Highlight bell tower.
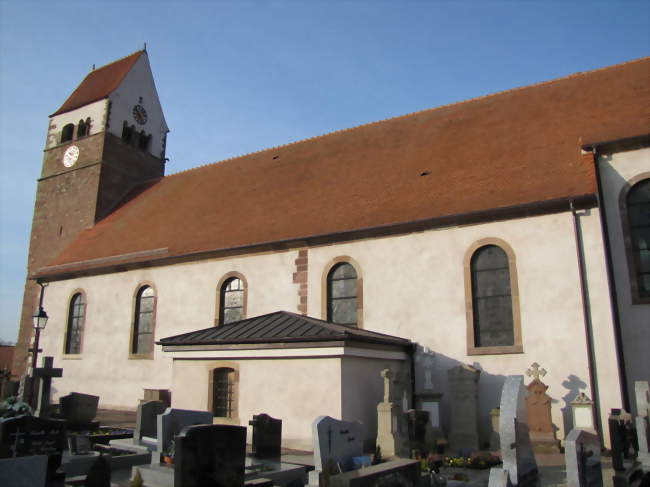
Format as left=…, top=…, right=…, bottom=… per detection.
left=14, top=50, right=169, bottom=377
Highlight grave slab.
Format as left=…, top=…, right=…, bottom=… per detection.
left=565, top=428, right=603, bottom=487
left=0, top=454, right=48, bottom=487
left=448, top=364, right=481, bottom=454
left=175, top=423, right=247, bottom=487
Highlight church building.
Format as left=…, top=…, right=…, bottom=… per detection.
left=15, top=51, right=649, bottom=450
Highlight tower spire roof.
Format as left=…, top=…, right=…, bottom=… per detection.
left=51, top=50, right=144, bottom=116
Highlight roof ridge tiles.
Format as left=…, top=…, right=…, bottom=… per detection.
left=165, top=55, right=650, bottom=180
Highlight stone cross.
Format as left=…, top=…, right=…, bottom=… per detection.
left=381, top=369, right=392, bottom=403
left=33, top=356, right=63, bottom=418
left=526, top=362, right=547, bottom=382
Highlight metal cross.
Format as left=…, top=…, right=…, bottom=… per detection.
left=526, top=362, right=547, bottom=381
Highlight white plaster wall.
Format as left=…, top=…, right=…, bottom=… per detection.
left=307, top=210, right=619, bottom=445
left=171, top=357, right=342, bottom=450
left=46, top=100, right=107, bottom=149
left=598, top=147, right=650, bottom=415
left=341, top=356, right=405, bottom=450
left=108, top=53, right=168, bottom=158
left=39, top=250, right=298, bottom=410
left=39, top=210, right=621, bottom=445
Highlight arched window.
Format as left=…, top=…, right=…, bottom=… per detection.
left=132, top=285, right=156, bottom=355
left=122, top=121, right=134, bottom=143
left=77, top=119, right=87, bottom=138
left=61, top=123, right=74, bottom=143
left=219, top=277, right=245, bottom=325
left=470, top=245, right=514, bottom=347
left=626, top=178, right=650, bottom=299
left=138, top=130, right=150, bottom=151
left=212, top=367, right=235, bottom=418
left=327, top=262, right=358, bottom=326
left=64, top=292, right=85, bottom=354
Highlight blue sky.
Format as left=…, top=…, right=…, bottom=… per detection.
left=0, top=1, right=648, bottom=343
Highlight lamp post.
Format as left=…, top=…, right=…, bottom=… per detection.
left=29, top=282, right=48, bottom=406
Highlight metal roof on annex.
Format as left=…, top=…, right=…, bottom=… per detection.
left=158, top=311, right=412, bottom=349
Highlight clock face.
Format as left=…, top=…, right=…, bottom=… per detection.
left=132, top=104, right=148, bottom=125
left=62, top=145, right=79, bottom=168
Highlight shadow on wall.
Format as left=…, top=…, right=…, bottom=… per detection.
left=421, top=348, right=590, bottom=448
left=561, top=374, right=588, bottom=438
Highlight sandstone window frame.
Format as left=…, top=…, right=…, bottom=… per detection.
left=207, top=363, right=240, bottom=425
left=129, top=283, right=157, bottom=359
left=77, top=118, right=90, bottom=138
left=619, top=174, right=650, bottom=305
left=62, top=290, right=86, bottom=357
left=321, top=256, right=363, bottom=328
left=464, top=238, right=523, bottom=355
left=215, top=272, right=248, bottom=326
left=61, top=123, right=74, bottom=143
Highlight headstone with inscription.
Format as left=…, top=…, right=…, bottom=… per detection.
left=405, top=409, right=430, bottom=453
left=565, top=428, right=603, bottom=487
left=447, top=364, right=481, bottom=454
left=174, top=424, right=247, bottom=487
left=525, top=362, right=560, bottom=453
left=0, top=415, right=67, bottom=484
left=249, top=413, right=282, bottom=458
left=488, top=376, right=538, bottom=487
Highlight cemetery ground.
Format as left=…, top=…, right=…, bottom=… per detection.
left=1, top=359, right=647, bottom=487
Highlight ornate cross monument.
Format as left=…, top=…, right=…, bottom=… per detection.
left=525, top=362, right=560, bottom=453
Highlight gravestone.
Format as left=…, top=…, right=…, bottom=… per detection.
left=488, top=376, right=538, bottom=487
left=490, top=408, right=500, bottom=451
left=0, top=454, right=48, bottom=487
left=571, top=393, right=596, bottom=433
left=154, top=408, right=213, bottom=463
left=135, top=400, right=166, bottom=445
left=635, top=381, right=650, bottom=470
left=0, top=415, right=67, bottom=484
left=59, top=392, right=99, bottom=426
left=565, top=428, right=603, bottom=487
left=309, top=415, right=364, bottom=486
left=525, top=363, right=560, bottom=452
left=33, top=356, right=63, bottom=418
left=174, top=423, right=246, bottom=487
left=376, top=368, right=408, bottom=457
left=609, top=408, right=645, bottom=487
left=447, top=364, right=481, bottom=454
left=405, top=409, right=430, bottom=453
left=249, top=413, right=282, bottom=458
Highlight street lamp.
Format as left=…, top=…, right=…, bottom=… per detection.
left=29, top=281, right=48, bottom=407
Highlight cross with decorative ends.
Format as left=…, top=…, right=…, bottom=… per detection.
left=526, top=362, right=547, bottom=381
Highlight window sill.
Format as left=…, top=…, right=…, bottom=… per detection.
left=62, top=354, right=83, bottom=360
left=467, top=344, right=523, bottom=356
left=213, top=416, right=240, bottom=426
left=129, top=353, right=154, bottom=360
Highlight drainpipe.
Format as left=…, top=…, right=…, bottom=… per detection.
left=570, top=200, right=603, bottom=440
left=409, top=344, right=417, bottom=409
left=590, top=147, right=630, bottom=411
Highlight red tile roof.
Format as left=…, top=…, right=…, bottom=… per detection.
left=50, top=51, right=143, bottom=116
left=40, top=57, right=650, bottom=278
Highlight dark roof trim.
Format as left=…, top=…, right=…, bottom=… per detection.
left=33, top=193, right=597, bottom=282
left=582, top=133, right=650, bottom=154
